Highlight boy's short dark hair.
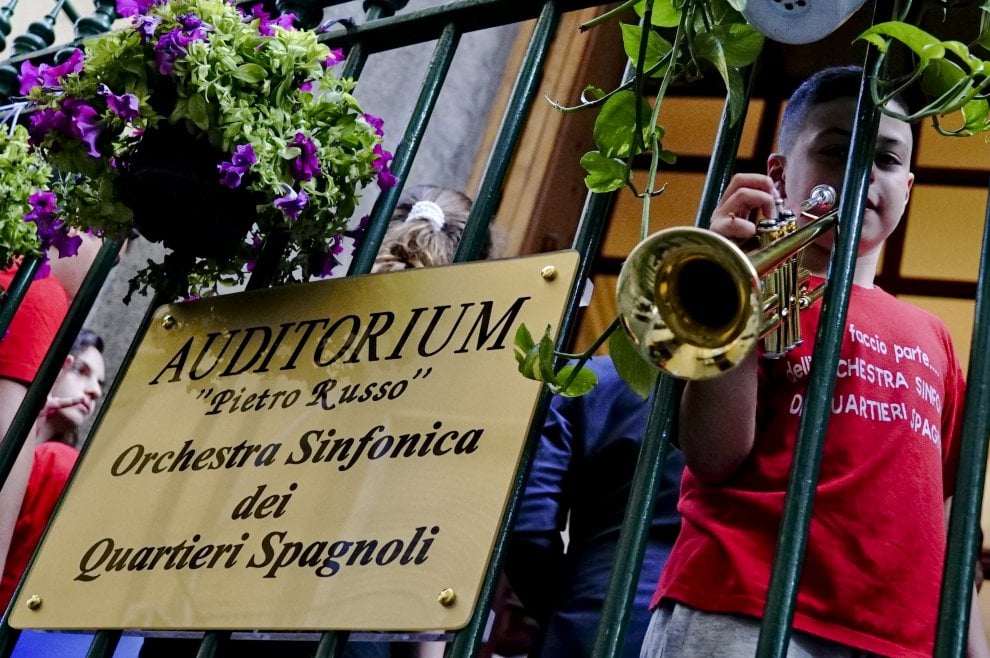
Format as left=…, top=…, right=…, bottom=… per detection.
left=777, top=65, right=909, bottom=154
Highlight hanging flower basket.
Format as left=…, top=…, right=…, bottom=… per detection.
left=21, top=0, right=396, bottom=301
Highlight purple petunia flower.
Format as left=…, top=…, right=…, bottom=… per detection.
left=218, top=143, right=256, bottom=188
left=372, top=144, right=397, bottom=191
left=24, top=191, right=82, bottom=263
left=362, top=113, right=384, bottom=137
left=288, top=133, right=320, bottom=182
left=274, top=187, right=310, bottom=221
left=344, top=214, right=370, bottom=246
left=154, top=25, right=208, bottom=75
left=246, top=3, right=294, bottom=36
left=299, top=81, right=313, bottom=93
left=18, top=49, right=84, bottom=95
left=63, top=99, right=103, bottom=158
left=135, top=14, right=163, bottom=43
left=28, top=107, right=71, bottom=145
left=117, top=0, right=162, bottom=18
left=244, top=233, right=264, bottom=272
left=323, top=48, right=345, bottom=67
left=314, top=243, right=341, bottom=278
left=177, top=13, right=203, bottom=30
left=97, top=84, right=141, bottom=122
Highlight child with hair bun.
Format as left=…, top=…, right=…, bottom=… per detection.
left=372, top=184, right=497, bottom=272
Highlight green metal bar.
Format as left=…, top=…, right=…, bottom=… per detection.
left=313, top=629, right=349, bottom=658
left=756, top=17, right=892, bottom=656
left=349, top=22, right=461, bottom=276
left=85, top=629, right=121, bottom=658
left=445, top=9, right=562, bottom=654
left=455, top=1, right=561, bottom=263
left=933, top=182, right=990, bottom=658
left=0, top=626, right=17, bottom=658
left=196, top=631, right=230, bottom=658
left=693, top=65, right=756, bottom=230
left=321, top=0, right=603, bottom=55
left=0, top=256, right=40, bottom=339
left=591, top=377, right=676, bottom=658
left=591, top=71, right=753, bottom=658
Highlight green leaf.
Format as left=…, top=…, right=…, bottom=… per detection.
left=580, top=151, right=630, bottom=193
left=620, top=24, right=673, bottom=75
left=537, top=326, right=558, bottom=384
left=609, top=329, right=658, bottom=399
left=693, top=23, right=763, bottom=71
left=977, top=7, right=990, bottom=53
left=858, top=22, right=944, bottom=62
left=593, top=90, right=652, bottom=157
left=186, top=93, right=210, bottom=131
left=233, top=63, right=267, bottom=83
left=549, top=364, right=599, bottom=397
left=633, top=0, right=681, bottom=27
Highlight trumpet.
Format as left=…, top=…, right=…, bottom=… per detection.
left=616, top=185, right=838, bottom=380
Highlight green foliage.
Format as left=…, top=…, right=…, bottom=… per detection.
left=608, top=328, right=658, bottom=399
left=25, top=0, right=384, bottom=301
left=859, top=15, right=990, bottom=136
left=0, top=124, right=50, bottom=269
left=513, top=325, right=598, bottom=397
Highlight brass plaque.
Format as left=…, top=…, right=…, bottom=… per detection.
left=12, top=252, right=578, bottom=631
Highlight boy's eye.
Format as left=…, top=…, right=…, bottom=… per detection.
left=875, top=152, right=903, bottom=168
left=820, top=145, right=849, bottom=159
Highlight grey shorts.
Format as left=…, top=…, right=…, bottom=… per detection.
left=640, top=602, right=883, bottom=658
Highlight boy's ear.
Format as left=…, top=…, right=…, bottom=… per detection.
left=767, top=153, right=786, bottom=198
left=61, top=355, right=75, bottom=372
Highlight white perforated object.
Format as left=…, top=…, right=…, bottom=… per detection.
left=741, top=0, right=868, bottom=45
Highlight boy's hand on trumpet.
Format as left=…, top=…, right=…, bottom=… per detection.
left=710, top=173, right=780, bottom=241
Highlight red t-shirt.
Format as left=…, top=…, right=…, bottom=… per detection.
left=655, top=280, right=965, bottom=658
left=0, top=441, right=78, bottom=609
left=0, top=268, right=70, bottom=384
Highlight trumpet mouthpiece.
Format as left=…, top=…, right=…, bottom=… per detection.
left=802, top=185, right=837, bottom=213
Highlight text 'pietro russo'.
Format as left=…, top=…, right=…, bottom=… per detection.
left=148, top=297, right=531, bottom=384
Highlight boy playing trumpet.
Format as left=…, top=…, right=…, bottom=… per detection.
left=642, top=66, right=990, bottom=657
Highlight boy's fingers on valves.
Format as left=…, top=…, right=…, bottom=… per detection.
left=712, top=173, right=780, bottom=241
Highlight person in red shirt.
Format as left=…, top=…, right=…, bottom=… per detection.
left=0, top=329, right=105, bottom=610
left=643, top=66, right=988, bottom=658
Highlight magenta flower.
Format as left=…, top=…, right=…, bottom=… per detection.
left=362, top=113, right=384, bottom=137
left=18, top=49, right=84, bottom=95
left=299, top=80, right=313, bottom=93
left=324, top=48, right=345, bottom=67
left=218, top=143, right=256, bottom=188
left=117, top=0, right=162, bottom=18
left=372, top=144, right=397, bottom=191
left=288, top=133, right=320, bottom=182
left=63, top=99, right=103, bottom=158
left=97, top=84, right=141, bottom=122
left=273, top=14, right=295, bottom=30
left=24, top=191, right=82, bottom=261
left=274, top=187, right=309, bottom=220
left=28, top=107, right=72, bottom=144
left=246, top=4, right=294, bottom=35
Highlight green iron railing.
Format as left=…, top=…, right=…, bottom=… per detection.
left=0, top=1, right=987, bottom=657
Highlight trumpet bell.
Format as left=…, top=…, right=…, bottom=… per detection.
left=616, top=227, right=762, bottom=380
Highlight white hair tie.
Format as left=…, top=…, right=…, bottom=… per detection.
left=406, top=200, right=446, bottom=230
